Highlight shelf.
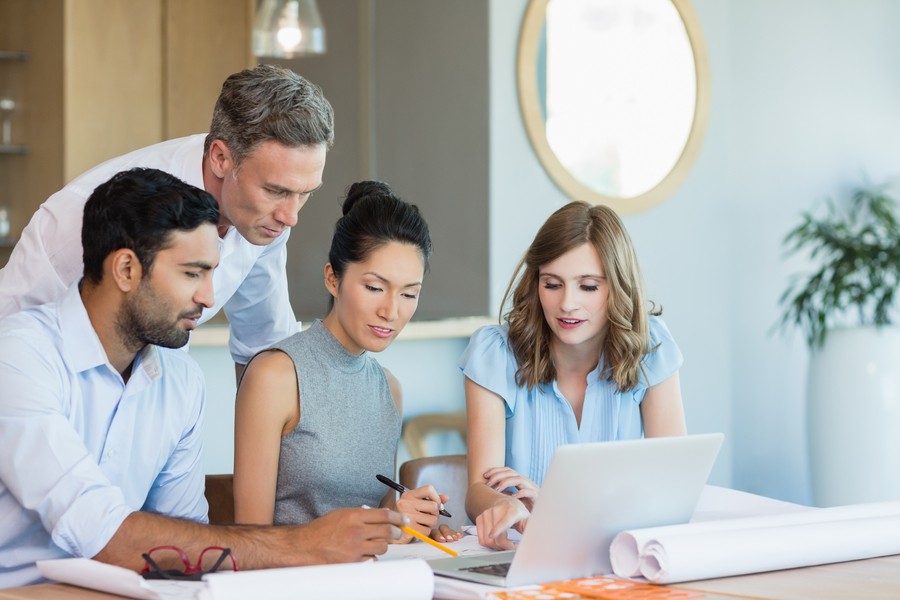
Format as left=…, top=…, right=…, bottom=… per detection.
left=0, top=145, right=28, bottom=155
left=0, top=51, right=28, bottom=61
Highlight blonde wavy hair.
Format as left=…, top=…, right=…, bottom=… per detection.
left=502, top=201, right=660, bottom=392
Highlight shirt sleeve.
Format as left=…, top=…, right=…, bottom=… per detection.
left=458, top=325, right=520, bottom=415
left=639, top=316, right=684, bottom=388
left=0, top=190, right=85, bottom=320
left=0, top=330, right=133, bottom=559
left=143, top=354, right=209, bottom=524
left=223, top=231, right=300, bottom=365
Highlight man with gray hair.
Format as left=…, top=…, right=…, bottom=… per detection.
left=0, top=65, right=331, bottom=376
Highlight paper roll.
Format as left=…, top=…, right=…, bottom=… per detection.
left=610, top=501, right=900, bottom=584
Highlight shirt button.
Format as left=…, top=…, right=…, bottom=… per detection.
left=106, top=449, right=116, bottom=458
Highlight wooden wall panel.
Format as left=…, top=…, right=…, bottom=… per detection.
left=164, top=0, right=254, bottom=139
left=64, top=0, right=164, bottom=180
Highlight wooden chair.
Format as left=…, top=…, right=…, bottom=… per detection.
left=401, top=411, right=467, bottom=460
left=204, top=474, right=235, bottom=525
left=399, top=454, right=470, bottom=529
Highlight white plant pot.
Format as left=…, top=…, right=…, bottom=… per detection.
left=807, top=326, right=900, bottom=506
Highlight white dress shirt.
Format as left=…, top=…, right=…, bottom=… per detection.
left=0, top=134, right=301, bottom=364
left=0, top=285, right=208, bottom=588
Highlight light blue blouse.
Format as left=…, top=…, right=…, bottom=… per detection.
left=459, top=316, right=682, bottom=486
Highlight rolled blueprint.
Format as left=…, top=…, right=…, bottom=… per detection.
left=610, top=501, right=900, bottom=584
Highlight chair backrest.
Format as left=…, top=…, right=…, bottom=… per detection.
left=205, top=474, right=235, bottom=525
left=401, top=411, right=467, bottom=460
left=399, top=454, right=470, bottom=530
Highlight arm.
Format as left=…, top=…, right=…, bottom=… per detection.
left=0, top=195, right=82, bottom=319
left=382, top=369, right=460, bottom=543
left=640, top=372, right=687, bottom=437
left=233, top=350, right=299, bottom=524
left=94, top=507, right=407, bottom=571
left=464, top=377, right=530, bottom=551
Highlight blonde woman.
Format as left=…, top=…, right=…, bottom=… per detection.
left=463, top=201, right=687, bottom=550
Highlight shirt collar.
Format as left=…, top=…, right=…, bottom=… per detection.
left=58, top=283, right=162, bottom=381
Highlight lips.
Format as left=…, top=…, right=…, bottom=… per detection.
left=369, top=325, right=394, bottom=338
left=261, top=226, right=284, bottom=239
left=557, top=318, right=584, bottom=329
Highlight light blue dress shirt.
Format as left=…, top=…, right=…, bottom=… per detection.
left=0, top=285, right=208, bottom=588
left=459, top=316, right=683, bottom=486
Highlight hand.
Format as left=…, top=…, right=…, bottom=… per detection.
left=299, top=507, right=406, bottom=563
left=482, top=466, right=540, bottom=513
left=431, top=523, right=463, bottom=543
left=475, top=495, right=530, bottom=551
left=396, top=485, right=446, bottom=540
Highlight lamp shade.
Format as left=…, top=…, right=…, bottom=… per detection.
left=253, top=0, right=326, bottom=58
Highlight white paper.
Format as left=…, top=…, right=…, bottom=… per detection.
left=198, top=558, right=433, bottom=600
left=610, top=500, right=900, bottom=584
left=382, top=533, right=496, bottom=561
left=37, top=558, right=203, bottom=599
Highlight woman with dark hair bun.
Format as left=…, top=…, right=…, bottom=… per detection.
left=233, top=180, right=462, bottom=546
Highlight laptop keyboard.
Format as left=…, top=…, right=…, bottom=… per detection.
left=461, top=562, right=512, bottom=577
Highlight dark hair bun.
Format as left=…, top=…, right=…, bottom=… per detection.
left=343, top=180, right=395, bottom=215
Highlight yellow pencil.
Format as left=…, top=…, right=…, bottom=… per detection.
left=401, top=525, right=459, bottom=557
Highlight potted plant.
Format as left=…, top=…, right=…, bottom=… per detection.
left=779, top=183, right=900, bottom=506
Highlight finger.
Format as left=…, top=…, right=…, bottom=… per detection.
left=482, top=467, right=514, bottom=479
left=362, top=508, right=408, bottom=528
left=485, top=474, right=525, bottom=490
left=437, top=524, right=463, bottom=541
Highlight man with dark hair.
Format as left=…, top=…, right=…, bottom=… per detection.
left=0, top=169, right=404, bottom=588
left=0, top=65, right=333, bottom=378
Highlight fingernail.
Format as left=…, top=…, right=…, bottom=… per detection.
left=401, top=515, right=410, bottom=525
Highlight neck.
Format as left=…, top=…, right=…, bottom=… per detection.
left=550, top=334, right=604, bottom=378
left=80, top=282, right=141, bottom=379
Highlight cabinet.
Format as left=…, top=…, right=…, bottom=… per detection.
left=0, top=0, right=253, bottom=263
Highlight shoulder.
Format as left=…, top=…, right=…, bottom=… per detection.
left=463, top=324, right=512, bottom=357
left=648, top=315, right=677, bottom=348
left=0, top=307, right=64, bottom=365
left=459, top=324, right=522, bottom=401
left=640, top=316, right=683, bottom=386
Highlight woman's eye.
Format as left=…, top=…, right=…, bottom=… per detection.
left=581, top=285, right=599, bottom=292
left=542, top=283, right=561, bottom=290
left=365, top=285, right=382, bottom=292
left=402, top=293, right=418, bottom=300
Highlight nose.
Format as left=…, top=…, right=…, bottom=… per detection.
left=274, top=194, right=303, bottom=228
left=560, top=285, right=578, bottom=312
left=195, top=276, right=215, bottom=309
left=378, top=294, right=399, bottom=322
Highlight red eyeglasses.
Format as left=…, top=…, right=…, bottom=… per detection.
left=140, top=545, right=239, bottom=581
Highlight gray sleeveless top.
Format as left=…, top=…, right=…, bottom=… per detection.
left=270, top=320, right=401, bottom=525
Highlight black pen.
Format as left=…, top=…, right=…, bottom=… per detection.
left=375, top=473, right=452, bottom=518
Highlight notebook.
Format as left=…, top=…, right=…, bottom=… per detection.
left=428, top=432, right=724, bottom=587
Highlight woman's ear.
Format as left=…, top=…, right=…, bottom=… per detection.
left=109, top=249, right=142, bottom=293
left=324, top=263, right=339, bottom=298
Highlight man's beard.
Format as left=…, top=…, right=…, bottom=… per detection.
left=117, top=283, right=199, bottom=351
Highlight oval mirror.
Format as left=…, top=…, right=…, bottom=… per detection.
left=518, top=0, right=710, bottom=214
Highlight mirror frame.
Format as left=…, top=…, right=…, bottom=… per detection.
left=517, top=0, right=711, bottom=214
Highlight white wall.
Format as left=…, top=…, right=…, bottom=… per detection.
left=196, top=0, right=900, bottom=505
left=491, top=0, right=900, bottom=504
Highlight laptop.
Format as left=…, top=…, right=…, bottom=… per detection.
left=428, top=432, right=724, bottom=587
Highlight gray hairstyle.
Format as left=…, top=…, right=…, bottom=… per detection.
left=204, top=64, right=334, bottom=165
